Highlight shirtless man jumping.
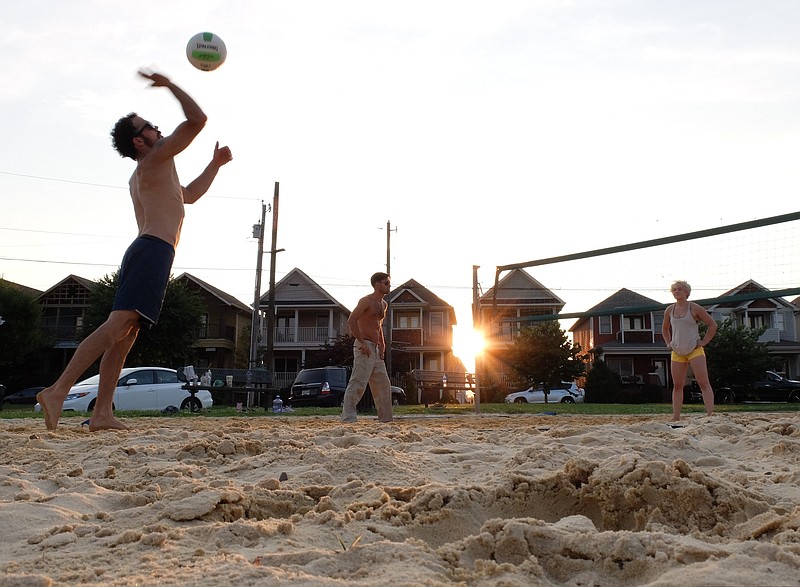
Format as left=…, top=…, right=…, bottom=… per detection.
left=37, top=70, right=232, bottom=431
left=340, top=272, right=394, bottom=423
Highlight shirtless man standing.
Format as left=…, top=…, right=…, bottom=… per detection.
left=340, top=272, right=394, bottom=423
left=37, top=70, right=232, bottom=431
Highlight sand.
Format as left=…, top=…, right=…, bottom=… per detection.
left=1, top=412, right=799, bottom=586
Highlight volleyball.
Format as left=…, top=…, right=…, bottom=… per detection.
left=186, top=32, right=227, bottom=71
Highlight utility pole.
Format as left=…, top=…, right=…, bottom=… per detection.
left=385, top=220, right=397, bottom=376
left=472, top=265, right=482, bottom=413
left=249, top=202, right=267, bottom=372
left=265, top=182, right=281, bottom=378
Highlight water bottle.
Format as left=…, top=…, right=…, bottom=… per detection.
left=272, top=395, right=283, bottom=413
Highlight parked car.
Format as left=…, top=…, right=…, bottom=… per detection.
left=505, top=382, right=585, bottom=404
left=289, top=366, right=406, bottom=407
left=728, top=371, right=800, bottom=403
left=3, top=386, right=45, bottom=405
left=34, top=367, right=212, bottom=413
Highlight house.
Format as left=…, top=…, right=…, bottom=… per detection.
left=474, top=269, right=565, bottom=384
left=257, top=268, right=351, bottom=388
left=571, top=280, right=800, bottom=389
left=37, top=275, right=95, bottom=378
left=175, top=273, right=252, bottom=371
left=387, top=278, right=461, bottom=374
left=707, top=280, right=800, bottom=378
left=570, top=288, right=669, bottom=387
left=253, top=270, right=465, bottom=389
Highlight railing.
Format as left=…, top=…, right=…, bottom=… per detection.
left=267, top=327, right=337, bottom=344
left=272, top=372, right=298, bottom=389
left=40, top=325, right=82, bottom=342
left=195, top=323, right=236, bottom=341
left=616, top=330, right=655, bottom=344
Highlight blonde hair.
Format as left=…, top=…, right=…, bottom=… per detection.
left=671, top=280, right=691, bottom=296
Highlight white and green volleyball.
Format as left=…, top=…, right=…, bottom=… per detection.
left=186, top=32, right=227, bottom=71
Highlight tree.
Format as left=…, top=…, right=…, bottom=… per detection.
left=304, top=334, right=356, bottom=368
left=505, top=321, right=586, bottom=402
left=0, top=281, right=49, bottom=389
left=584, top=357, right=620, bottom=404
left=704, top=319, right=775, bottom=391
left=82, top=273, right=205, bottom=368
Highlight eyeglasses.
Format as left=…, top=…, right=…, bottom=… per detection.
left=380, top=280, right=391, bottom=286
left=133, top=120, right=154, bottom=137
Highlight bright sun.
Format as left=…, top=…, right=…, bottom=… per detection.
left=452, top=326, right=487, bottom=372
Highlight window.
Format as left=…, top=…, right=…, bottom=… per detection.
left=123, top=370, right=154, bottom=385
left=396, top=312, right=420, bottom=328
left=624, top=315, right=644, bottom=330
left=429, top=312, right=444, bottom=337
left=653, top=312, right=664, bottom=335
left=316, top=314, right=328, bottom=338
left=275, top=358, right=298, bottom=372
left=749, top=314, right=766, bottom=329
left=606, top=357, right=633, bottom=379
left=157, top=370, right=179, bottom=384
left=599, top=315, right=612, bottom=334
left=774, top=312, right=785, bottom=331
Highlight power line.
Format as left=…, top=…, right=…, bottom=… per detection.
left=0, top=170, right=260, bottom=201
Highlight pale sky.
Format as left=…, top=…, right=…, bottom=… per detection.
left=2, top=1, right=800, bottom=368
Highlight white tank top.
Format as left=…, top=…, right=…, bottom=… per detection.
left=670, top=305, right=700, bottom=356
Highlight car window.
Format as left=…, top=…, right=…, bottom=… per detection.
left=121, top=370, right=154, bottom=385
left=295, top=370, right=325, bottom=384
left=330, top=369, right=346, bottom=384
left=156, top=370, right=179, bottom=384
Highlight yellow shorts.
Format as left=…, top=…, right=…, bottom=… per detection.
left=671, top=346, right=705, bottom=363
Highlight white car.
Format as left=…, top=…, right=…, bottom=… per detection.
left=505, top=382, right=585, bottom=404
left=34, top=367, right=213, bottom=413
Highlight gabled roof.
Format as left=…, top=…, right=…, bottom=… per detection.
left=260, top=267, right=350, bottom=310
left=570, top=288, right=663, bottom=330
left=710, top=279, right=796, bottom=311
left=176, top=273, right=252, bottom=314
left=0, top=278, right=42, bottom=298
left=36, top=274, right=96, bottom=301
left=390, top=278, right=457, bottom=323
left=479, top=269, right=565, bottom=306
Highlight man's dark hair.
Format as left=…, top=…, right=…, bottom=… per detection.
left=110, top=113, right=139, bottom=160
left=371, top=272, right=390, bottom=286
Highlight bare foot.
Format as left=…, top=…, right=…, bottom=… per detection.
left=36, top=388, right=65, bottom=431
left=88, top=415, right=130, bottom=431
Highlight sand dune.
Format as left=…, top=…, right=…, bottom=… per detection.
left=1, top=413, right=799, bottom=586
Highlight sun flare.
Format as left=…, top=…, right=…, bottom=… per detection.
left=452, top=326, right=487, bottom=372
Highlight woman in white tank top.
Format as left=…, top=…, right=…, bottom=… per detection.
left=661, top=280, right=718, bottom=422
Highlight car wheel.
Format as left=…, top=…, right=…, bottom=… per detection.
left=788, top=391, right=800, bottom=403
left=392, top=397, right=400, bottom=406
left=181, top=397, right=202, bottom=412
left=513, top=397, right=527, bottom=403
left=716, top=388, right=732, bottom=404
left=560, top=397, right=575, bottom=403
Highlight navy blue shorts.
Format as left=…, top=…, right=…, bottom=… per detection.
left=112, top=235, right=175, bottom=325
